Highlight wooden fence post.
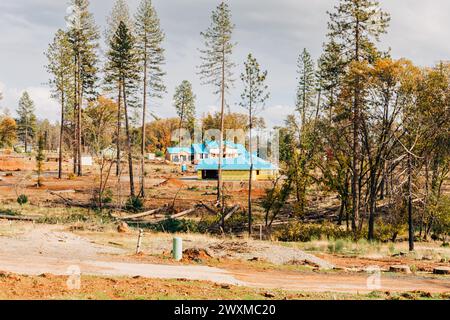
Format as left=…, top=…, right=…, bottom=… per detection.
left=136, top=229, right=144, bottom=254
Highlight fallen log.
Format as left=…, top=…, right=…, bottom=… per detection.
left=119, top=206, right=168, bottom=220
left=198, top=202, right=218, bottom=215
left=0, top=214, right=39, bottom=221
left=48, top=191, right=119, bottom=210
left=48, top=191, right=91, bottom=208
left=433, top=267, right=450, bottom=275
left=143, top=208, right=197, bottom=224
left=49, top=189, right=76, bottom=194
left=154, top=179, right=169, bottom=187
left=171, top=208, right=196, bottom=219
left=208, top=205, right=241, bottom=232
left=122, top=205, right=198, bottom=223
left=223, top=205, right=240, bottom=222
left=49, top=191, right=75, bottom=206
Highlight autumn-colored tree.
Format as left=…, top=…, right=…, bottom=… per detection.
left=145, top=118, right=180, bottom=154
left=84, top=96, right=118, bottom=209
left=327, top=0, right=390, bottom=233
left=0, top=117, right=17, bottom=148
left=202, top=112, right=265, bottom=134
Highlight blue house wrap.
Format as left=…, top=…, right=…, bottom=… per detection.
left=196, top=154, right=277, bottom=171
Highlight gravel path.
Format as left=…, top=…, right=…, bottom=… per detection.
left=142, top=236, right=335, bottom=269
left=1, top=223, right=449, bottom=294
left=0, top=224, right=241, bottom=285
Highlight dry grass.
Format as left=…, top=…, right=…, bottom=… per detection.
left=288, top=239, right=450, bottom=261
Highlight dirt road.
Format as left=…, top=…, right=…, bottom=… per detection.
left=0, top=223, right=449, bottom=294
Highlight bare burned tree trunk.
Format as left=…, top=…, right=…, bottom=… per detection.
left=351, top=19, right=361, bottom=236
left=77, top=88, right=83, bottom=176
left=407, top=152, right=414, bottom=251
left=217, top=48, right=225, bottom=204
left=140, top=47, right=148, bottom=198
left=116, top=82, right=122, bottom=177
left=248, top=108, right=253, bottom=236
left=73, top=57, right=78, bottom=175
left=122, top=80, right=135, bottom=197
left=76, top=51, right=83, bottom=177
left=58, top=90, right=65, bottom=179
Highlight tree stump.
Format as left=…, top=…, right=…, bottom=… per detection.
left=389, top=265, right=412, bottom=274
left=433, top=267, right=450, bottom=275
left=117, top=222, right=130, bottom=233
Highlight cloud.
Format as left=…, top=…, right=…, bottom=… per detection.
left=261, top=105, right=296, bottom=127
left=0, top=0, right=449, bottom=126
left=0, top=81, right=59, bottom=122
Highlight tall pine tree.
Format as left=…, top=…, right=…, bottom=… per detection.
left=296, top=49, right=316, bottom=126
left=67, top=0, right=99, bottom=176
left=318, top=39, right=346, bottom=121
left=135, top=0, right=166, bottom=198
left=105, top=0, right=132, bottom=177
left=198, top=2, right=236, bottom=202
left=45, top=29, right=74, bottom=179
left=239, top=54, right=269, bottom=236
left=17, top=92, right=37, bottom=153
left=106, top=21, right=140, bottom=197
left=327, top=0, right=390, bottom=233
left=173, top=80, right=196, bottom=143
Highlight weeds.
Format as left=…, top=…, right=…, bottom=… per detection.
left=126, top=196, right=144, bottom=213
left=0, top=209, right=19, bottom=216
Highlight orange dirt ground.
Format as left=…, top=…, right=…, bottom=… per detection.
left=0, top=155, right=270, bottom=210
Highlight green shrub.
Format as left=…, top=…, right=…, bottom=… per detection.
left=101, top=189, right=113, bottom=204
left=17, top=194, right=28, bottom=206
left=388, top=243, right=396, bottom=255
left=275, top=222, right=351, bottom=242
left=335, top=239, right=345, bottom=252
left=37, top=213, right=88, bottom=225
left=327, top=239, right=345, bottom=253
left=0, top=209, right=19, bottom=216
left=375, top=221, right=406, bottom=242
left=36, top=211, right=113, bottom=225
left=224, top=210, right=248, bottom=233
left=91, top=189, right=113, bottom=208
left=152, top=218, right=200, bottom=233
left=126, top=196, right=144, bottom=213
left=431, top=196, right=450, bottom=243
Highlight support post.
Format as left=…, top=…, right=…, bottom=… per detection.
left=173, top=237, right=183, bottom=261
left=136, top=229, right=144, bottom=254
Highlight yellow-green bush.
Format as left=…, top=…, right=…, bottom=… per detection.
left=274, top=222, right=351, bottom=242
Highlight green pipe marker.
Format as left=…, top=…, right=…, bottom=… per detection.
left=173, top=237, right=183, bottom=261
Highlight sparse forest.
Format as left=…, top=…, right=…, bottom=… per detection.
left=0, top=0, right=448, bottom=251
left=0, top=0, right=450, bottom=302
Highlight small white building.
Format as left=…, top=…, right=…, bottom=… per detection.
left=81, top=156, right=93, bottom=166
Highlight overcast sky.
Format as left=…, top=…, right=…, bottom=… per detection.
left=0, top=0, right=449, bottom=127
